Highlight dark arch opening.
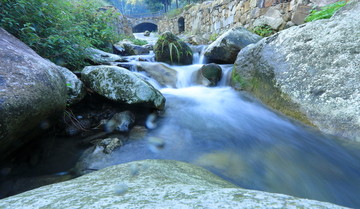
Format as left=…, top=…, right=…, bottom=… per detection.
left=178, top=17, right=185, bottom=33
left=132, top=23, right=158, bottom=33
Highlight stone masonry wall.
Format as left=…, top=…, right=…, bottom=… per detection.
left=158, top=0, right=316, bottom=36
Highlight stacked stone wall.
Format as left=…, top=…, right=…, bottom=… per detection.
left=158, top=0, right=315, bottom=36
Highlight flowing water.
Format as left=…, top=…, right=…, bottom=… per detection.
left=87, top=33, right=360, bottom=208
left=2, top=33, right=360, bottom=208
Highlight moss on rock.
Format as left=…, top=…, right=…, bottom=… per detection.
left=154, top=32, right=193, bottom=65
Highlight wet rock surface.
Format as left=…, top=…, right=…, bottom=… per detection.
left=197, top=63, right=223, bottom=86
left=231, top=1, right=360, bottom=141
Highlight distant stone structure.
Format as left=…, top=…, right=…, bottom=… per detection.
left=127, top=16, right=162, bottom=32
left=158, top=0, right=316, bottom=35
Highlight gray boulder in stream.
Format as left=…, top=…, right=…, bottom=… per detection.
left=154, top=31, right=193, bottom=65
left=81, top=65, right=165, bottom=110
left=204, top=27, right=262, bottom=64
left=231, top=2, right=360, bottom=141
left=197, top=63, right=222, bottom=86
left=136, top=62, right=178, bottom=88
left=0, top=160, right=346, bottom=208
left=0, top=28, right=67, bottom=160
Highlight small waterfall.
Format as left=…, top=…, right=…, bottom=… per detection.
left=218, top=64, right=233, bottom=86
left=192, top=45, right=207, bottom=64
left=198, top=45, right=207, bottom=64
left=173, top=64, right=202, bottom=88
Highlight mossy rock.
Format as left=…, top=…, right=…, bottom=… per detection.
left=81, top=65, right=165, bottom=110
left=154, top=31, right=193, bottom=65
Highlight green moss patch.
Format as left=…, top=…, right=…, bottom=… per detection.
left=231, top=68, right=314, bottom=127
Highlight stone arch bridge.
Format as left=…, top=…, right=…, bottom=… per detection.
left=126, top=15, right=163, bottom=33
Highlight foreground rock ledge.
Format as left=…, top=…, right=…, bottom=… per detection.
left=231, top=2, right=360, bottom=141
left=0, top=160, right=345, bottom=208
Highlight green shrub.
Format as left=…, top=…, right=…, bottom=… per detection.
left=0, top=0, right=121, bottom=70
left=252, top=25, right=276, bottom=37
left=305, top=1, right=347, bottom=22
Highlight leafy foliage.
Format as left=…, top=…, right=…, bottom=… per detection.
left=305, top=1, right=347, bottom=22
left=0, top=0, right=122, bottom=70
left=252, top=25, right=276, bottom=37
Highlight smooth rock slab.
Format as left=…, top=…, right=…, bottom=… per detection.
left=82, top=65, right=165, bottom=110
left=0, top=160, right=346, bottom=209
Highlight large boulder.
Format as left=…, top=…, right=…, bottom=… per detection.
left=0, top=28, right=67, bottom=160
left=81, top=65, right=165, bottom=110
left=57, top=67, right=86, bottom=105
left=231, top=2, right=360, bottom=141
left=154, top=32, right=193, bottom=65
left=0, top=160, right=346, bottom=208
left=113, top=40, right=150, bottom=56
left=204, top=27, right=262, bottom=64
left=197, top=63, right=222, bottom=86
left=136, top=62, right=178, bottom=88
